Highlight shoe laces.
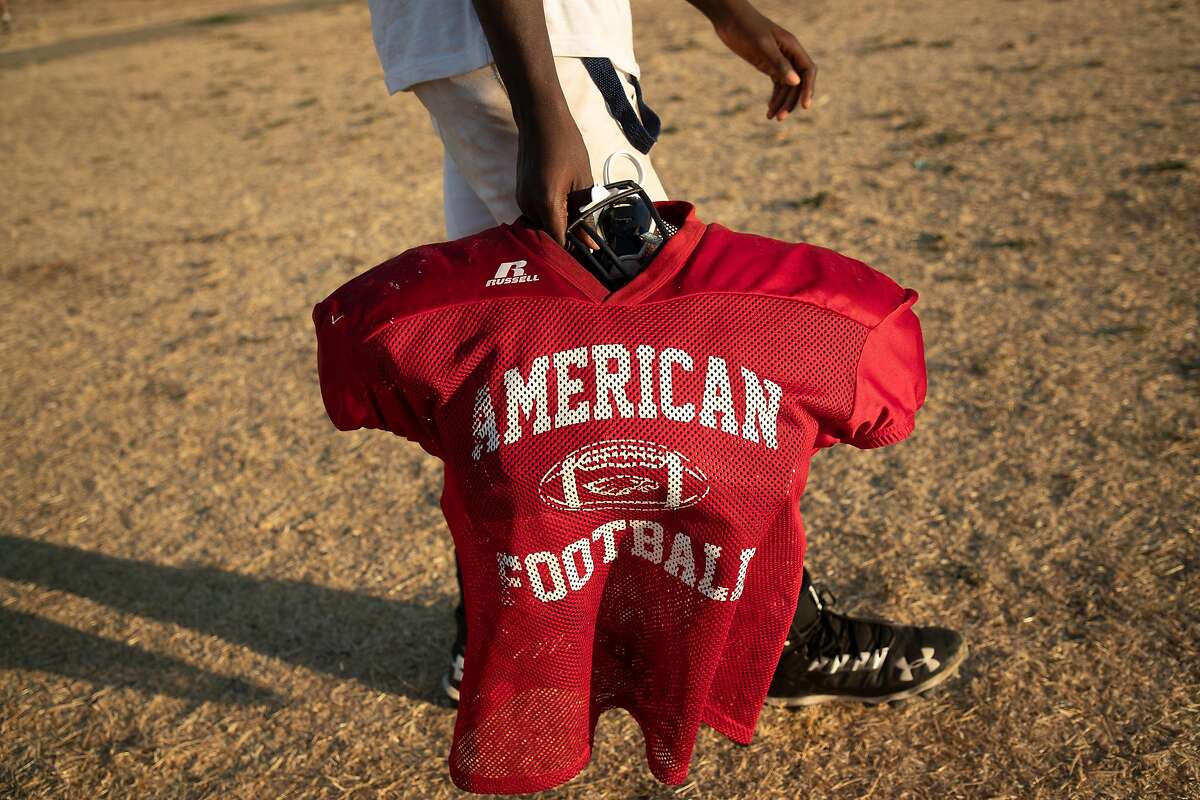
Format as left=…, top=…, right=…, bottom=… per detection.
left=798, top=588, right=891, bottom=663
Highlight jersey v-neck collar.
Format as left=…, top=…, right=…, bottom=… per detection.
left=506, top=201, right=706, bottom=305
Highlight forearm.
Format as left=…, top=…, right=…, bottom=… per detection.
left=471, top=0, right=571, bottom=129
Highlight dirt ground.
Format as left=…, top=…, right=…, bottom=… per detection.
left=1, top=0, right=1197, bottom=797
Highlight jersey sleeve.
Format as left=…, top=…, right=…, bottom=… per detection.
left=825, top=289, right=927, bottom=449
left=312, top=301, right=434, bottom=449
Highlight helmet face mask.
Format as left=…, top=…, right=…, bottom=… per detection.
left=566, top=181, right=675, bottom=290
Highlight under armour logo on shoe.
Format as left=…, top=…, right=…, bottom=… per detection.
left=485, top=260, right=539, bottom=287
left=894, top=647, right=940, bottom=681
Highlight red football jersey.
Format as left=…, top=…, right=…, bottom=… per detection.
left=313, top=202, right=925, bottom=794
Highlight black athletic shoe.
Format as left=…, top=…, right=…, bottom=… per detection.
left=441, top=600, right=468, bottom=704
left=441, top=639, right=465, bottom=704
left=767, top=584, right=967, bottom=707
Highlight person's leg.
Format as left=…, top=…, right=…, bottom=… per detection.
left=766, top=568, right=966, bottom=706
left=412, top=65, right=522, bottom=231
left=439, top=130, right=502, bottom=240
left=410, top=70, right=518, bottom=703
left=413, top=58, right=674, bottom=702
left=539, top=67, right=968, bottom=709
left=440, top=554, right=468, bottom=702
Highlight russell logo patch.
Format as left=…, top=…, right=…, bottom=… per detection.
left=485, top=260, right=539, bottom=287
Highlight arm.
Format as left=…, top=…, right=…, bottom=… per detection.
left=685, top=0, right=818, bottom=120
left=472, top=0, right=593, bottom=244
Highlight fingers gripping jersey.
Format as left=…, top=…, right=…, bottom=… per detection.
left=313, top=203, right=925, bottom=794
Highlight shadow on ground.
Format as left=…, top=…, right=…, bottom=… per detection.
left=0, top=535, right=451, bottom=706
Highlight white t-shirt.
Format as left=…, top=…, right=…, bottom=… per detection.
left=367, top=0, right=640, bottom=94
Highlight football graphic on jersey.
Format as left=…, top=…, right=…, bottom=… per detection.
left=538, top=439, right=710, bottom=511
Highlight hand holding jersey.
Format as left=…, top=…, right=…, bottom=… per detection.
left=313, top=203, right=925, bottom=793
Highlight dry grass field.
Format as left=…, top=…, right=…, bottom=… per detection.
left=2, top=0, right=1198, bottom=797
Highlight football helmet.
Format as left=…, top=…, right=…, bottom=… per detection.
left=566, top=157, right=676, bottom=289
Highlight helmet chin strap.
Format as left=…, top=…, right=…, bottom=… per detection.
left=566, top=153, right=676, bottom=291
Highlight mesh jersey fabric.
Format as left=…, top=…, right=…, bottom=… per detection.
left=312, top=202, right=926, bottom=794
